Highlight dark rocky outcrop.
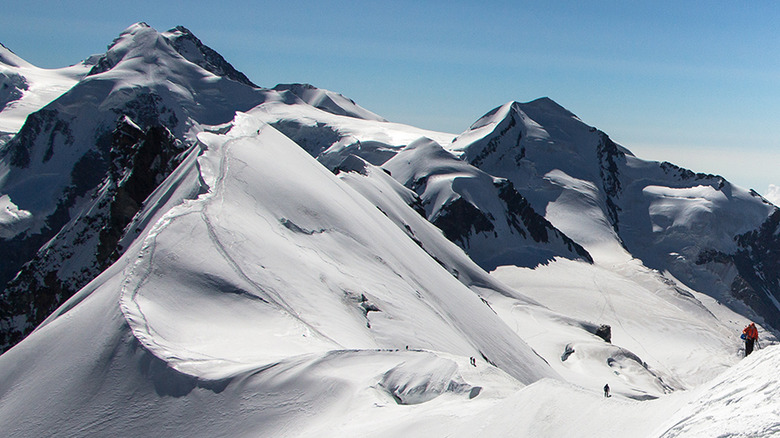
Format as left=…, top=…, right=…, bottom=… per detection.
left=695, top=209, right=780, bottom=329
left=0, top=117, right=187, bottom=352
left=496, top=179, right=592, bottom=263
left=595, top=324, right=612, bottom=343
left=596, top=132, right=625, bottom=232
left=432, top=197, right=495, bottom=247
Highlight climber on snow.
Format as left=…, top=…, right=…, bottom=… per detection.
left=742, top=322, right=759, bottom=357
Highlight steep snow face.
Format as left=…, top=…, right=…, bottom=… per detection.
left=161, top=25, right=258, bottom=88
left=118, top=112, right=556, bottom=382
left=449, top=99, right=630, bottom=262
left=0, top=42, right=91, bottom=140
left=383, top=137, right=591, bottom=269
left=654, top=345, right=780, bottom=437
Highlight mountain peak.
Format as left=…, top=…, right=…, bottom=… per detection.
left=86, top=22, right=164, bottom=76
left=0, top=42, right=32, bottom=68
left=162, top=25, right=258, bottom=87
left=523, top=96, right=565, bottom=110
left=86, top=23, right=258, bottom=88
left=514, top=97, right=582, bottom=125
left=109, top=22, right=154, bottom=50
left=169, top=25, right=194, bottom=36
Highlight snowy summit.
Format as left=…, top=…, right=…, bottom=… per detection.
left=1, top=23, right=779, bottom=438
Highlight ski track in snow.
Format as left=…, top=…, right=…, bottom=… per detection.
left=119, top=126, right=344, bottom=375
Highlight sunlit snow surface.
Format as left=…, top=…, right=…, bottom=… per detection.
left=2, top=106, right=777, bottom=437
left=0, top=44, right=90, bottom=137
left=2, top=24, right=780, bottom=437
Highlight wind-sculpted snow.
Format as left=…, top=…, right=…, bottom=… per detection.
left=118, top=113, right=557, bottom=383
left=273, top=83, right=387, bottom=122
left=655, top=345, right=780, bottom=437
left=378, top=353, right=480, bottom=404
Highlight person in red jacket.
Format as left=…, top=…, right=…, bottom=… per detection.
left=742, top=323, right=759, bottom=357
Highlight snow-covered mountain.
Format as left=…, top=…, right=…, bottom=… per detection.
left=1, top=23, right=780, bottom=437
left=448, top=99, right=780, bottom=328
left=0, top=23, right=384, bottom=348
left=0, top=23, right=269, bottom=348
left=382, top=137, right=592, bottom=269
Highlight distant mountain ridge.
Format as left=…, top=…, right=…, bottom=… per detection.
left=2, top=23, right=780, bottom=351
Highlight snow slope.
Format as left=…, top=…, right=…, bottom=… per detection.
left=0, top=43, right=91, bottom=141
left=383, top=136, right=591, bottom=269
left=0, top=111, right=561, bottom=437
left=449, top=98, right=780, bottom=329
left=654, top=345, right=780, bottom=437
left=1, top=107, right=771, bottom=437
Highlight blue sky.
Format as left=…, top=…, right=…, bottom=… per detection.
left=2, top=1, right=779, bottom=193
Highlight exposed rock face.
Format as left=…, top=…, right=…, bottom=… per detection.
left=0, top=72, right=27, bottom=111
left=595, top=324, right=612, bottom=343
left=0, top=116, right=188, bottom=351
left=696, top=209, right=780, bottom=329
left=495, top=179, right=592, bottom=263
left=432, top=197, right=496, bottom=246
left=0, top=90, right=179, bottom=294
left=0, top=23, right=267, bottom=352
left=596, top=132, right=624, bottom=232
left=4, top=108, right=73, bottom=168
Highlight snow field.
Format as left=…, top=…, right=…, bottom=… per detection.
left=0, top=43, right=90, bottom=135
left=491, top=258, right=750, bottom=393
